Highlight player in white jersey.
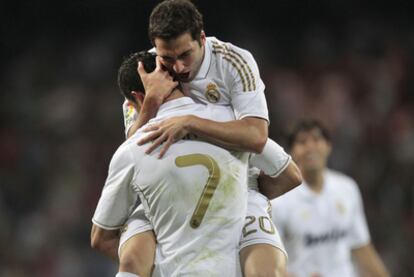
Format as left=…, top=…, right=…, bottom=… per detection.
left=115, top=1, right=298, bottom=276
left=93, top=95, right=251, bottom=276
left=271, top=120, right=390, bottom=277
left=134, top=2, right=297, bottom=276
left=92, top=50, right=299, bottom=276
left=128, top=0, right=269, bottom=158
left=91, top=51, right=301, bottom=277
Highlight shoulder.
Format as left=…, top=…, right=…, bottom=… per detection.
left=110, top=140, right=134, bottom=166
left=112, top=133, right=146, bottom=166
left=207, top=37, right=260, bottom=92
left=208, top=37, right=257, bottom=71
left=208, top=37, right=255, bottom=60
left=325, top=169, right=360, bottom=196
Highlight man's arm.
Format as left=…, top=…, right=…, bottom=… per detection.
left=91, top=224, right=120, bottom=261
left=352, top=243, right=390, bottom=277
left=248, top=138, right=302, bottom=199
left=186, top=116, right=268, bottom=153
left=138, top=115, right=268, bottom=158
left=91, top=143, right=136, bottom=261
left=126, top=56, right=178, bottom=138
left=127, top=96, right=163, bottom=138
left=258, top=161, right=302, bottom=199
left=249, top=138, right=302, bottom=199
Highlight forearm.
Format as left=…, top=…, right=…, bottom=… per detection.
left=127, top=96, right=163, bottom=138
left=352, top=244, right=390, bottom=277
left=91, top=225, right=120, bottom=262
left=258, top=161, right=302, bottom=199
left=187, top=116, right=268, bottom=153
left=98, top=236, right=120, bottom=261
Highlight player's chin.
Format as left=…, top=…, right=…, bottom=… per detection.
left=303, top=163, right=322, bottom=172
left=177, top=72, right=191, bottom=82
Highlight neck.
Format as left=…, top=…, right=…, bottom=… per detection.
left=190, top=43, right=205, bottom=81
left=303, top=169, right=324, bottom=193
left=164, top=88, right=184, bottom=103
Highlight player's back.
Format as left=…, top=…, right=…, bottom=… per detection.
left=130, top=133, right=248, bottom=276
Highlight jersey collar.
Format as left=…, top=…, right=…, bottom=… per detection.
left=156, top=97, right=196, bottom=118
left=193, top=37, right=212, bottom=80
left=300, top=170, right=329, bottom=199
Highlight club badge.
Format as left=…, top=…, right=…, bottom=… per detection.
left=205, top=83, right=220, bottom=103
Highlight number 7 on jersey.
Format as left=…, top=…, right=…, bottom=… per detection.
left=175, top=154, right=220, bottom=228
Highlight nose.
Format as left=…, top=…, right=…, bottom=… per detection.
left=173, top=60, right=185, bottom=73
left=302, top=138, right=317, bottom=151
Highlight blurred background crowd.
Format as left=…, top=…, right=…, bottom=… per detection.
left=0, top=0, right=413, bottom=276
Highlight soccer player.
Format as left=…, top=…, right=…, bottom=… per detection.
left=91, top=51, right=298, bottom=277
left=271, top=120, right=390, bottom=277
left=120, top=1, right=294, bottom=276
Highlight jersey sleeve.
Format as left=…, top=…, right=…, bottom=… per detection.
left=247, top=166, right=260, bottom=191
left=249, top=138, right=291, bottom=177
left=228, top=46, right=269, bottom=122
left=348, top=181, right=371, bottom=249
left=122, top=99, right=138, bottom=138
left=92, top=145, right=137, bottom=230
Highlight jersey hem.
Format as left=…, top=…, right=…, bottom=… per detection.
left=92, top=218, right=123, bottom=230
left=269, top=156, right=292, bottom=178
left=239, top=114, right=270, bottom=123
left=239, top=239, right=288, bottom=260
left=350, top=239, right=371, bottom=250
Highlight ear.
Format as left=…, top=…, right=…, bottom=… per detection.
left=200, top=30, right=206, bottom=46
left=131, top=91, right=145, bottom=106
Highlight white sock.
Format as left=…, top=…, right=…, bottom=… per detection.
left=115, top=272, right=140, bottom=277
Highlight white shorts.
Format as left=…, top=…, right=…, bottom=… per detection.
left=118, top=204, right=153, bottom=257
left=239, top=190, right=287, bottom=258
left=118, top=190, right=287, bottom=258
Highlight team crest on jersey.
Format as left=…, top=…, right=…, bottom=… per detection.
left=301, top=210, right=310, bottom=220
left=336, top=201, right=346, bottom=215
left=205, top=83, right=220, bottom=103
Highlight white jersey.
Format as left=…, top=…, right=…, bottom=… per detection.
left=122, top=36, right=269, bottom=135
left=94, top=98, right=249, bottom=276
left=271, top=169, right=371, bottom=277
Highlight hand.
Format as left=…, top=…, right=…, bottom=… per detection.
left=137, top=56, right=178, bottom=102
left=137, top=115, right=194, bottom=158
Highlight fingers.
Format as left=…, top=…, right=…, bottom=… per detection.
left=145, top=133, right=168, bottom=155
left=137, top=130, right=161, bottom=146
left=143, top=124, right=160, bottom=132
left=155, top=56, right=163, bottom=71
left=158, top=139, right=173, bottom=159
left=137, top=61, right=146, bottom=76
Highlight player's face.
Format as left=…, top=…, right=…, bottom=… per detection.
left=154, top=31, right=206, bottom=83
left=291, top=128, right=331, bottom=173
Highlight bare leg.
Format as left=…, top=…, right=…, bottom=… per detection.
left=240, top=243, right=287, bottom=277
left=118, top=230, right=157, bottom=277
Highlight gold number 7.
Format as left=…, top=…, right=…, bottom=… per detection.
left=175, top=154, right=221, bottom=228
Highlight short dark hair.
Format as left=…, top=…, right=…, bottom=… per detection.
left=149, top=0, right=203, bottom=45
left=117, top=51, right=156, bottom=102
left=287, top=119, right=331, bottom=149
